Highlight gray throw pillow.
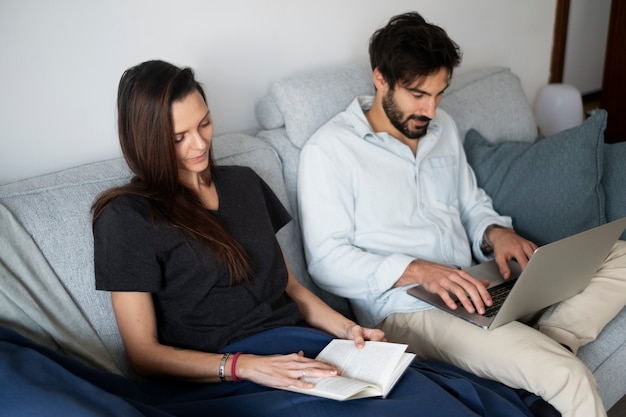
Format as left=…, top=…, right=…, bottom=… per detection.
left=263, top=62, right=374, bottom=149
left=603, top=141, right=626, bottom=240
left=464, top=110, right=607, bottom=245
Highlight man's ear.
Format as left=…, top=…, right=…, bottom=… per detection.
left=372, top=67, right=387, bottom=91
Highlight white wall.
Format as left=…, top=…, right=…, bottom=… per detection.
left=0, top=0, right=556, bottom=184
left=563, top=0, right=611, bottom=95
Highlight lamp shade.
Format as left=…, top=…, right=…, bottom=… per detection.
left=534, top=84, right=583, bottom=136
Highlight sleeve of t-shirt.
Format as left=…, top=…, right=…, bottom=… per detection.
left=94, top=195, right=164, bottom=292
left=252, top=171, right=292, bottom=234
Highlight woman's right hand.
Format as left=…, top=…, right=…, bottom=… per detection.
left=235, top=351, right=339, bottom=389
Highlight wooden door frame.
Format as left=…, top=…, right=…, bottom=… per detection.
left=550, top=0, right=570, bottom=83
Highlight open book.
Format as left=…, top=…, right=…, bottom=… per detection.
left=282, top=339, right=415, bottom=401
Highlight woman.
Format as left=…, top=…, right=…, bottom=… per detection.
left=91, top=60, right=554, bottom=416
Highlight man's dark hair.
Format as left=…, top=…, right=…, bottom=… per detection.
left=369, top=12, right=462, bottom=89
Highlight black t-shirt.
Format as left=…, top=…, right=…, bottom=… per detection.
left=94, top=166, right=303, bottom=352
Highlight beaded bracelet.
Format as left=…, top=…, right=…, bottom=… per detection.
left=231, top=352, right=242, bottom=382
left=219, top=352, right=230, bottom=382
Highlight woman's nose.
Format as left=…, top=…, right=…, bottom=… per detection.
left=190, top=131, right=205, bottom=148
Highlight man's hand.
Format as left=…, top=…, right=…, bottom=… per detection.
left=395, top=260, right=492, bottom=314
left=486, top=226, right=537, bottom=279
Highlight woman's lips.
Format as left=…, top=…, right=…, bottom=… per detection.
left=190, top=150, right=208, bottom=163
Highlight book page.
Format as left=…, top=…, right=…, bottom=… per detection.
left=283, top=375, right=380, bottom=401
left=382, top=352, right=415, bottom=396
left=316, top=340, right=413, bottom=394
left=281, top=339, right=415, bottom=400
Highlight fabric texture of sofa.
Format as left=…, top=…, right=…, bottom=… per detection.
left=0, top=64, right=625, bottom=412
left=255, top=64, right=626, bottom=410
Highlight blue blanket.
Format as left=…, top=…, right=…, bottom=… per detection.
left=0, top=325, right=558, bottom=416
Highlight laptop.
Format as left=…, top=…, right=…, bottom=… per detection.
left=407, top=216, right=626, bottom=330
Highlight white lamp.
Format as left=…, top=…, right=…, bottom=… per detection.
left=534, top=84, right=584, bottom=136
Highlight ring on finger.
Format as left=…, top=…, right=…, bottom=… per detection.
left=302, top=368, right=307, bottom=378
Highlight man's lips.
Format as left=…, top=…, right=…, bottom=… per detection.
left=408, top=115, right=431, bottom=127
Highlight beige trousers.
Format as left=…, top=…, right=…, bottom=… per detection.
left=381, top=241, right=626, bottom=417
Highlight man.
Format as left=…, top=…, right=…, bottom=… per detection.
left=298, top=11, right=626, bottom=417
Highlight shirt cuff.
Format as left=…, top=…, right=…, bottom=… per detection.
left=371, top=253, right=416, bottom=295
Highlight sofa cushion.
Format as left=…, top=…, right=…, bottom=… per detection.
left=258, top=62, right=374, bottom=149
left=578, top=306, right=626, bottom=409
left=603, top=142, right=626, bottom=240
left=255, top=95, right=285, bottom=130
left=0, top=158, right=133, bottom=375
left=0, top=200, right=124, bottom=375
left=439, top=67, right=537, bottom=144
left=464, top=109, right=607, bottom=246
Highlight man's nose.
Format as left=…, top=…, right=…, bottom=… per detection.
left=422, top=97, right=437, bottom=119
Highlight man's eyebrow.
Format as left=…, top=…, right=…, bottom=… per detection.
left=405, top=83, right=450, bottom=96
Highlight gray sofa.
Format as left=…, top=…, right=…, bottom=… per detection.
left=0, top=64, right=624, bottom=411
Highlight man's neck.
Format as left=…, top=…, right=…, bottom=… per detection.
left=365, top=96, right=419, bottom=156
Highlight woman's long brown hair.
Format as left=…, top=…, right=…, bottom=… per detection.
left=92, top=60, right=252, bottom=283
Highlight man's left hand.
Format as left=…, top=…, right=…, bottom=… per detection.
left=488, top=227, right=537, bottom=279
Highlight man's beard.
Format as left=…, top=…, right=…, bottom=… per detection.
left=382, top=89, right=430, bottom=139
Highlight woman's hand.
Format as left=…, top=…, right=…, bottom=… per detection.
left=234, top=326, right=385, bottom=388
left=235, top=351, right=339, bottom=389
left=342, top=323, right=386, bottom=348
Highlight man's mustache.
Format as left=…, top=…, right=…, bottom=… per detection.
left=407, top=115, right=431, bottom=123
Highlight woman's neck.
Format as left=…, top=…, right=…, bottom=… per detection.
left=180, top=174, right=219, bottom=211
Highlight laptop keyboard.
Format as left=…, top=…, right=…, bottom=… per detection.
left=454, top=279, right=517, bottom=317
left=483, top=280, right=517, bottom=317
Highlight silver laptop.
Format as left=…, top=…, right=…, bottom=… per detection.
left=407, top=216, right=626, bottom=330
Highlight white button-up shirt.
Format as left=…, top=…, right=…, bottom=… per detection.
left=298, top=97, right=511, bottom=327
